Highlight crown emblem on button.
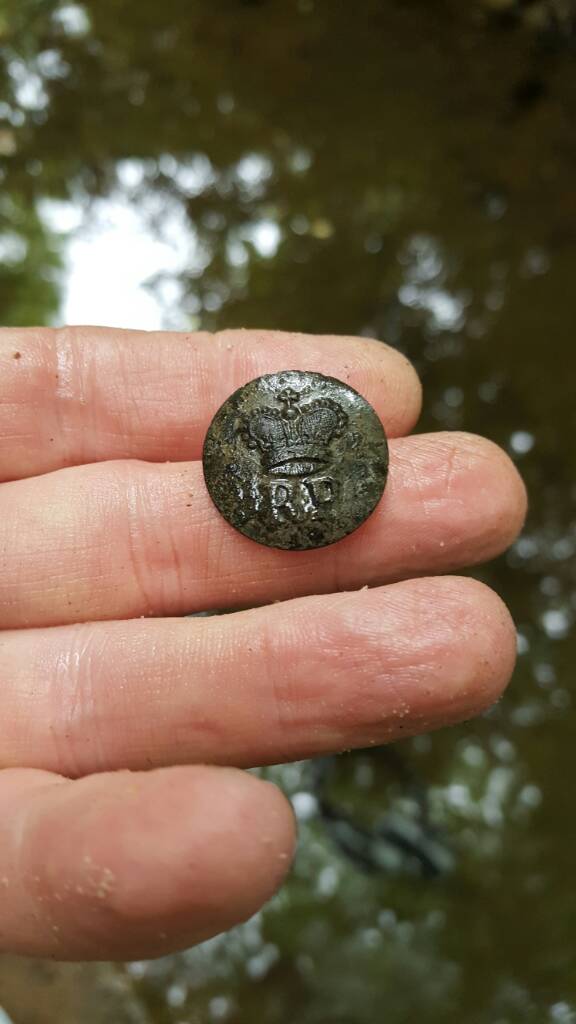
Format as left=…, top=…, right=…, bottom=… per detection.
left=239, top=387, right=348, bottom=476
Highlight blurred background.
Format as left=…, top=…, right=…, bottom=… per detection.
left=0, top=0, right=576, bottom=1021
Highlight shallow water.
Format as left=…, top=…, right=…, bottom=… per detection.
left=1, top=1, right=575, bottom=1021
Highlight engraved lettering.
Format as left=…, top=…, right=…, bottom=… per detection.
left=223, top=465, right=262, bottom=523
left=270, top=481, right=298, bottom=522
left=304, top=476, right=338, bottom=508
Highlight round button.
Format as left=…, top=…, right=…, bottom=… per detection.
left=202, top=370, right=389, bottom=551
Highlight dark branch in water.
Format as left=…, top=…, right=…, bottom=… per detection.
left=309, top=749, right=456, bottom=881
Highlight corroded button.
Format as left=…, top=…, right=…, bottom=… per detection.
left=202, top=370, right=389, bottom=551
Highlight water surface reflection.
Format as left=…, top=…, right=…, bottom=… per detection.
left=0, top=1, right=575, bottom=1021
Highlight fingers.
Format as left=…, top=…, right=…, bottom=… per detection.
left=0, top=765, right=295, bottom=960
left=0, top=432, right=526, bottom=629
left=0, top=326, right=421, bottom=480
left=0, top=577, right=516, bottom=776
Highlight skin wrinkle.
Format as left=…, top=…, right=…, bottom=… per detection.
left=265, top=607, right=351, bottom=747
left=49, top=625, right=102, bottom=777
left=195, top=631, right=247, bottom=738
left=137, top=467, right=191, bottom=612
left=141, top=625, right=231, bottom=761
left=53, top=327, right=81, bottom=403
left=254, top=613, right=301, bottom=753
left=49, top=329, right=75, bottom=468
left=81, top=333, right=105, bottom=462
left=112, top=333, right=151, bottom=451
left=164, top=504, right=190, bottom=609
left=134, top=627, right=190, bottom=722
left=167, top=468, right=214, bottom=610
left=121, top=343, right=198, bottom=453
left=331, top=512, right=383, bottom=595
left=0, top=775, right=67, bottom=955
left=122, top=462, right=157, bottom=615
left=308, top=609, right=419, bottom=731
left=397, top=440, right=435, bottom=536
left=442, top=437, right=462, bottom=501
left=53, top=327, right=87, bottom=467
left=286, top=583, right=505, bottom=737
left=276, top=581, right=506, bottom=753
left=0, top=327, right=422, bottom=482
left=0, top=431, right=526, bottom=629
left=202, top=505, right=231, bottom=593
left=51, top=644, right=84, bottom=773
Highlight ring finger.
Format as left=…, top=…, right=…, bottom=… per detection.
left=0, top=432, right=525, bottom=628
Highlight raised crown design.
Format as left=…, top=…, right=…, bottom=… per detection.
left=240, top=387, right=348, bottom=476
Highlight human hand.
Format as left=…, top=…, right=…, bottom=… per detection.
left=0, top=327, right=526, bottom=960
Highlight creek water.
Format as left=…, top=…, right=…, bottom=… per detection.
left=0, top=1, right=575, bottom=1021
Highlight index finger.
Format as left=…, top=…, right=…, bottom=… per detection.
left=0, top=326, right=421, bottom=481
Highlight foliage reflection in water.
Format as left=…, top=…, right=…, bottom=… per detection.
left=0, top=0, right=576, bottom=1021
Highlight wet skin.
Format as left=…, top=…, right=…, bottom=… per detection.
left=0, top=326, right=525, bottom=960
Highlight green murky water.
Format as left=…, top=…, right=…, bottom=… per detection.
left=1, top=1, right=575, bottom=1021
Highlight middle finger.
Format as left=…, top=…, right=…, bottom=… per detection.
left=0, top=432, right=525, bottom=629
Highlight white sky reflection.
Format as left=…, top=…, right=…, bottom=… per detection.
left=40, top=194, right=192, bottom=330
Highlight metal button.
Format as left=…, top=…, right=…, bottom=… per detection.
left=202, top=370, right=389, bottom=551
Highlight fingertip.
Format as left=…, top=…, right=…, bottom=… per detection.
left=391, top=574, right=517, bottom=721
left=11, top=766, right=296, bottom=960
left=365, top=337, right=423, bottom=434
left=84, top=766, right=296, bottom=956
left=453, top=433, right=528, bottom=552
left=439, top=574, right=518, bottom=713
left=389, top=432, right=528, bottom=570
left=307, top=575, right=518, bottom=740
left=465, top=433, right=528, bottom=547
